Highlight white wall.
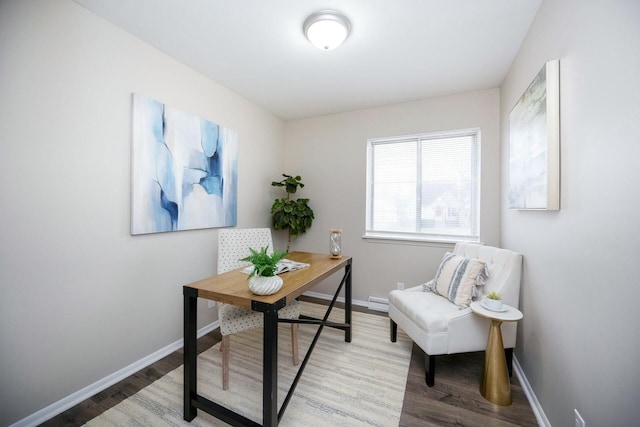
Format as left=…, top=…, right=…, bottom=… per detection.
left=284, top=90, right=501, bottom=301
left=500, top=0, right=640, bottom=425
left=0, top=1, right=284, bottom=424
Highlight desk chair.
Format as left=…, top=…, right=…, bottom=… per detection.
left=217, top=228, right=300, bottom=390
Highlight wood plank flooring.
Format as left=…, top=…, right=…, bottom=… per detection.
left=41, top=298, right=538, bottom=426
left=400, top=346, right=537, bottom=426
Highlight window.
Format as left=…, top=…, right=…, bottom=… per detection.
left=365, top=128, right=480, bottom=243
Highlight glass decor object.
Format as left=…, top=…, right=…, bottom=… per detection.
left=329, top=229, right=342, bottom=259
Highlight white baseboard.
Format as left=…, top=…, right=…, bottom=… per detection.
left=513, top=356, right=550, bottom=427
left=10, top=321, right=219, bottom=427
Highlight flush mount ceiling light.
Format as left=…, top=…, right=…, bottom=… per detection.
left=303, top=10, right=351, bottom=51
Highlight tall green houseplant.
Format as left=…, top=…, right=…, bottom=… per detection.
left=271, top=174, right=314, bottom=251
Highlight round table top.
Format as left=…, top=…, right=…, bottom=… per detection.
left=470, top=301, right=523, bottom=322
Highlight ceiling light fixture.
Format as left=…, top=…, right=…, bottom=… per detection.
left=303, top=10, right=351, bottom=51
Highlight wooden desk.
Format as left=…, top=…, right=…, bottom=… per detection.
left=183, top=252, right=352, bottom=426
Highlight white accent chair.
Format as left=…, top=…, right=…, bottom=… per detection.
left=389, top=243, right=522, bottom=386
left=217, top=228, right=299, bottom=390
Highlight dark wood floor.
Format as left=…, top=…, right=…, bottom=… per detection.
left=400, top=346, right=537, bottom=426
left=42, top=298, right=538, bottom=426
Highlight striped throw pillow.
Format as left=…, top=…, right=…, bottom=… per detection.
left=426, top=252, right=489, bottom=308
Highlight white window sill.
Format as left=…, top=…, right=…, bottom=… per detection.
left=362, top=232, right=481, bottom=248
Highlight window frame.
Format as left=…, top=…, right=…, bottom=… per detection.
left=365, top=128, right=481, bottom=244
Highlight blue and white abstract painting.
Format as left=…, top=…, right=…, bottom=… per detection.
left=131, top=94, right=238, bottom=234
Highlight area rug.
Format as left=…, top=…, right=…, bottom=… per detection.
left=85, top=302, right=412, bottom=426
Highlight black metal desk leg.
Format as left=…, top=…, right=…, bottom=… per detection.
left=263, top=308, right=279, bottom=427
left=345, top=261, right=352, bottom=343
left=183, top=287, right=198, bottom=421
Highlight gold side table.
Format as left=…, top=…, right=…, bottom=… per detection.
left=470, top=301, right=523, bottom=406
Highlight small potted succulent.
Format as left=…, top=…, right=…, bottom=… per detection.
left=483, top=291, right=503, bottom=311
left=240, top=246, right=288, bottom=295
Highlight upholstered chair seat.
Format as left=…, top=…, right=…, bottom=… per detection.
left=218, top=302, right=300, bottom=336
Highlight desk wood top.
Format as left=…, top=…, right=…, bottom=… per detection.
left=184, top=252, right=351, bottom=309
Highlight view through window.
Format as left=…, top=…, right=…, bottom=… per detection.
left=365, top=129, right=480, bottom=242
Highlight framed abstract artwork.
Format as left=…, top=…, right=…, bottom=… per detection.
left=131, top=94, right=238, bottom=234
left=509, top=60, right=560, bottom=210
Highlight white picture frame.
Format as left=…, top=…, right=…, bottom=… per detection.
left=508, top=60, right=560, bottom=210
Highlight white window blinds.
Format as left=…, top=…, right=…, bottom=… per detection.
left=366, top=129, right=480, bottom=242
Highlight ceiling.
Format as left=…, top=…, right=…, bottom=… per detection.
left=75, top=0, right=541, bottom=120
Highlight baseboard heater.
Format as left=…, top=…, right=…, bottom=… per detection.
left=367, top=296, right=389, bottom=312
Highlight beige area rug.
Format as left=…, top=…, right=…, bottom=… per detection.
left=85, top=302, right=412, bottom=426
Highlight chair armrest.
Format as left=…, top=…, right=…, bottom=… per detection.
left=403, top=279, right=432, bottom=292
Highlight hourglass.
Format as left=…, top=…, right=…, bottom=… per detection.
left=329, top=229, right=342, bottom=259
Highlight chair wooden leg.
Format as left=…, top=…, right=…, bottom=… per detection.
left=425, top=354, right=435, bottom=387
left=221, top=335, right=230, bottom=390
left=390, top=319, right=397, bottom=342
left=291, top=323, right=299, bottom=365
left=505, top=348, right=514, bottom=377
